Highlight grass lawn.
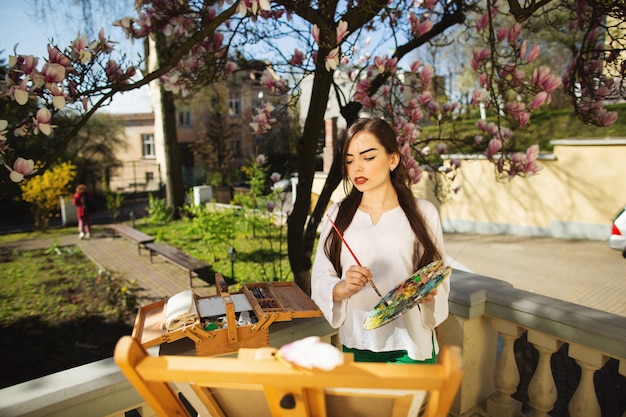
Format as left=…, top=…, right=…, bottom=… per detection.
left=0, top=240, right=135, bottom=388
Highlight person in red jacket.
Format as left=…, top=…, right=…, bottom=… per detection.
left=72, top=184, right=95, bottom=239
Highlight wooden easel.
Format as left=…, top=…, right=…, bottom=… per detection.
left=115, top=335, right=462, bottom=417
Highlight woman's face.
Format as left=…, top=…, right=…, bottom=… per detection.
left=345, top=131, right=398, bottom=193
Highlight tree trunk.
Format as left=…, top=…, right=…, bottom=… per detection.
left=294, top=101, right=364, bottom=293
left=287, top=67, right=334, bottom=295
left=160, top=89, right=184, bottom=219
left=153, top=32, right=185, bottom=220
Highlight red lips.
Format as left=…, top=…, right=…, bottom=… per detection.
left=353, top=176, right=367, bottom=185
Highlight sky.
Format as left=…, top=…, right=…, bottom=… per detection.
left=0, top=1, right=141, bottom=61
left=0, top=1, right=150, bottom=114
left=1, top=2, right=58, bottom=58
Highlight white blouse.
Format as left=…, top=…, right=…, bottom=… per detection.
left=310, top=198, right=449, bottom=360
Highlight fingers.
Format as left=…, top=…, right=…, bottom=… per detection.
left=345, top=265, right=370, bottom=286
left=419, top=287, right=437, bottom=303
left=338, top=265, right=370, bottom=298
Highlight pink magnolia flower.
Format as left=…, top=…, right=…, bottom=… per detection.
left=471, top=88, right=489, bottom=105
left=527, top=44, right=540, bottom=63
left=325, top=48, right=339, bottom=72
left=270, top=172, right=281, bottom=183
left=476, top=118, right=488, bottom=131
left=529, top=91, right=548, bottom=110
left=410, top=60, right=423, bottom=73
left=35, top=108, right=53, bottom=136
left=97, top=28, right=116, bottom=54
left=49, top=84, right=67, bottom=110
left=419, top=91, right=433, bottom=106
left=478, top=73, right=488, bottom=88
left=221, top=61, right=236, bottom=75
left=11, top=77, right=30, bottom=105
left=353, top=78, right=370, bottom=102
left=238, top=0, right=270, bottom=16
left=476, top=12, right=489, bottom=32
left=47, top=46, right=72, bottom=68
left=311, top=24, right=320, bottom=42
left=41, top=63, right=66, bottom=85
left=486, top=138, right=502, bottom=160
left=6, top=157, right=37, bottom=182
left=250, top=104, right=276, bottom=134
left=596, top=108, right=618, bottom=126
left=374, top=56, right=386, bottom=73
left=406, top=107, right=423, bottom=124
left=495, top=127, right=513, bottom=141
left=15, top=54, right=39, bottom=75
left=260, top=69, right=288, bottom=93
left=256, top=154, right=267, bottom=166
left=71, top=34, right=92, bottom=64
left=336, top=20, right=349, bottom=43
left=496, top=27, right=508, bottom=43
left=0, top=120, right=8, bottom=141
left=289, top=49, right=305, bottom=66
left=531, top=66, right=561, bottom=93
left=520, top=40, right=528, bottom=59
left=410, top=13, right=433, bottom=37
left=516, top=111, right=530, bottom=128
left=405, top=157, right=423, bottom=184
left=276, top=336, right=344, bottom=371
left=507, top=23, right=522, bottom=44
left=420, top=65, right=434, bottom=89
left=524, top=144, right=542, bottom=175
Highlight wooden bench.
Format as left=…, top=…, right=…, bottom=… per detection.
left=144, top=241, right=212, bottom=286
left=107, top=223, right=155, bottom=255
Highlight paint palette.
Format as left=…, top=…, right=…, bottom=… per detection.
left=362, top=260, right=452, bottom=330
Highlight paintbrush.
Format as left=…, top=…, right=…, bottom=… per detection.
left=326, top=215, right=389, bottom=305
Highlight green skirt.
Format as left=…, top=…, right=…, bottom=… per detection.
left=342, top=340, right=436, bottom=364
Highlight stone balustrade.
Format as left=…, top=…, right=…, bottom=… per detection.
left=1, top=269, right=624, bottom=417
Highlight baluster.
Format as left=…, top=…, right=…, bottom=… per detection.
left=486, top=318, right=524, bottom=417
left=568, top=343, right=607, bottom=417
left=526, top=330, right=563, bottom=417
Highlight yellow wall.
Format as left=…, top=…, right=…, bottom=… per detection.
left=436, top=139, right=626, bottom=239
left=313, top=139, right=626, bottom=240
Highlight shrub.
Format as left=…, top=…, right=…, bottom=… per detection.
left=20, top=162, right=76, bottom=230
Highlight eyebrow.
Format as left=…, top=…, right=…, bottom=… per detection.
left=346, top=147, right=378, bottom=157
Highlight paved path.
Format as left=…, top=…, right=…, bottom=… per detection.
left=3, top=229, right=624, bottom=316
left=444, top=233, right=626, bottom=317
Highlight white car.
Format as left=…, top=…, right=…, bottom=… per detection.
left=608, top=206, right=626, bottom=256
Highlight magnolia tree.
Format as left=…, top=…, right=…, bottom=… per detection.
left=1, top=0, right=624, bottom=292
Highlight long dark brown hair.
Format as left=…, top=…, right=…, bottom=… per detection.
left=323, top=117, right=442, bottom=274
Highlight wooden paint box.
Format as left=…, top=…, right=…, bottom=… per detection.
left=132, top=273, right=322, bottom=356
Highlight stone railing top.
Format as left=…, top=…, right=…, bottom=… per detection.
left=448, top=269, right=626, bottom=359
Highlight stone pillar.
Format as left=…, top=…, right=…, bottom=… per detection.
left=486, top=318, right=524, bottom=417
left=527, top=330, right=563, bottom=417
left=568, top=344, right=608, bottom=417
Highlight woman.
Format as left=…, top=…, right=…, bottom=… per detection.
left=311, top=117, right=449, bottom=364
left=72, top=184, right=93, bottom=239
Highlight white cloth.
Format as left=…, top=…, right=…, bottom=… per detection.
left=165, top=289, right=198, bottom=331
left=311, top=199, right=449, bottom=361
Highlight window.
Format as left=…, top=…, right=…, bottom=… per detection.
left=229, top=92, right=241, bottom=116
left=141, top=133, right=155, bottom=158
left=145, top=172, right=154, bottom=182
left=178, top=111, right=192, bottom=127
